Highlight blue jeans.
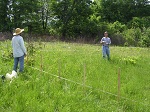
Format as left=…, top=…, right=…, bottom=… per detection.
left=13, top=55, right=24, bottom=72
left=102, top=46, right=110, bottom=59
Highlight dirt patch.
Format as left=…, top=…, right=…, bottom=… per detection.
left=0, top=32, right=5, bottom=41
left=0, top=32, right=12, bottom=41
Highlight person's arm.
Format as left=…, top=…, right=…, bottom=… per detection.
left=108, top=38, right=111, bottom=45
left=19, top=37, right=27, bottom=55
left=100, top=37, right=105, bottom=44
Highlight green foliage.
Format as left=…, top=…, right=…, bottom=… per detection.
left=25, top=57, right=35, bottom=66
left=0, top=41, right=13, bottom=62
left=140, top=28, right=150, bottom=47
left=108, top=21, right=126, bottom=33
left=128, top=17, right=150, bottom=29
left=25, top=41, right=42, bottom=66
left=0, top=0, right=10, bottom=31
left=26, top=42, right=37, bottom=56
left=123, top=27, right=150, bottom=47
left=51, top=0, right=94, bottom=39
left=1, top=51, right=13, bottom=62
left=101, top=0, right=134, bottom=23
left=100, top=0, right=150, bottom=23
left=119, top=57, right=138, bottom=65
left=0, top=0, right=149, bottom=47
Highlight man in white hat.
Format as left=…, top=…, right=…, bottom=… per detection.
left=12, top=28, right=27, bottom=72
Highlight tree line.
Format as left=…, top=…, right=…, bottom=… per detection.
left=0, top=0, right=150, bottom=46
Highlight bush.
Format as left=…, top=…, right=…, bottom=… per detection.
left=108, top=21, right=126, bottom=34
left=111, top=33, right=125, bottom=46
left=140, top=28, right=150, bottom=47
left=128, top=17, right=150, bottom=29
left=122, top=27, right=150, bottom=47
left=123, top=28, right=141, bottom=46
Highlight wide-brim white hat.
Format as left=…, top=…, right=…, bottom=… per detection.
left=13, top=28, right=24, bottom=35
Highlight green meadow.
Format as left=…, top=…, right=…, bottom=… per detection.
left=0, top=41, right=150, bottom=112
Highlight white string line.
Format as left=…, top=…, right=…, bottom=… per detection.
left=29, top=66, right=148, bottom=106
left=40, top=49, right=101, bottom=52
left=0, top=46, right=148, bottom=106
left=29, top=67, right=116, bottom=96
left=1, top=56, right=148, bottom=106
left=0, top=59, right=149, bottom=105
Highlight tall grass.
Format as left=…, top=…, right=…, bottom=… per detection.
left=0, top=41, right=149, bottom=112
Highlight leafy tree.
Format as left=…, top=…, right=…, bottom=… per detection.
left=100, top=0, right=150, bottom=23
left=0, top=0, right=10, bottom=32
left=0, top=0, right=41, bottom=33
left=127, top=17, right=150, bottom=29
left=9, top=0, right=40, bottom=33
left=134, top=0, right=150, bottom=17
left=39, top=0, right=53, bottom=32
left=51, top=0, right=93, bottom=39
left=141, top=27, right=150, bottom=47
left=51, top=0, right=76, bottom=39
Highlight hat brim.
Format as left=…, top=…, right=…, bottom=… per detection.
left=13, top=29, right=24, bottom=35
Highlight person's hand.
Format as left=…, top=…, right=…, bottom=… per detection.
left=102, top=41, right=106, bottom=44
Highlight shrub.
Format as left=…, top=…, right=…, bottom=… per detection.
left=123, top=28, right=142, bottom=47
left=108, top=21, right=126, bottom=34
left=141, top=28, right=150, bottom=47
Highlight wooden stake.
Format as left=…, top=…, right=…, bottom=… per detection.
left=40, top=53, right=43, bottom=73
left=118, top=67, right=121, bottom=101
left=83, top=63, right=86, bottom=95
left=58, top=59, right=61, bottom=80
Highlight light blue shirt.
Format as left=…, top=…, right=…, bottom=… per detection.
left=101, top=37, right=111, bottom=46
left=12, top=35, right=27, bottom=57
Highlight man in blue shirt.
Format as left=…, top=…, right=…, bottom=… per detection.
left=12, top=28, right=27, bottom=72
left=100, top=31, right=111, bottom=60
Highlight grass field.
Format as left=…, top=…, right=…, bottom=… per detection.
left=0, top=40, right=150, bottom=112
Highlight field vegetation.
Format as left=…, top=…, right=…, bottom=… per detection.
left=0, top=40, right=149, bottom=112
